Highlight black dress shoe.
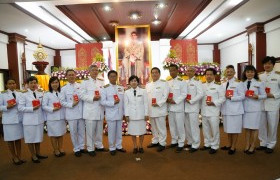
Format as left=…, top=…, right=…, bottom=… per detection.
left=256, top=146, right=267, bottom=151
left=31, top=157, right=40, bottom=163
left=20, top=159, right=27, bottom=164
left=54, top=153, right=62, bottom=157
left=228, top=149, right=236, bottom=155
left=209, top=148, right=217, bottom=154
left=265, top=148, right=273, bottom=154
left=247, top=149, right=255, bottom=155
left=147, top=143, right=159, bottom=148
left=189, top=148, right=198, bottom=153
left=243, top=149, right=249, bottom=154
left=116, top=148, right=126, bottom=153
left=221, top=146, right=231, bottom=150
left=133, top=148, right=138, bottom=154
left=80, top=149, right=87, bottom=153
left=12, top=159, right=22, bottom=165
left=36, top=154, right=48, bottom=159
left=184, top=144, right=192, bottom=148
left=200, top=146, right=211, bottom=151
left=96, top=148, right=109, bottom=152
left=110, top=150, right=116, bottom=156
left=74, top=151, right=82, bottom=157
left=175, top=147, right=184, bottom=153
left=169, top=143, right=178, bottom=148
left=157, top=145, right=165, bottom=152
left=138, top=148, right=144, bottom=153
left=59, top=152, right=66, bottom=156
left=88, top=151, right=96, bottom=157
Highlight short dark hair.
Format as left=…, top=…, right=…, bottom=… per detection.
left=128, top=75, right=139, bottom=84
left=262, top=56, right=276, bottom=65
left=48, top=76, right=61, bottom=93
left=66, top=69, right=75, bottom=76
left=169, top=64, right=178, bottom=70
left=226, top=65, right=235, bottom=70
left=27, top=76, right=38, bottom=83
left=131, top=31, right=137, bottom=36
left=107, top=70, right=118, bottom=77
left=204, top=68, right=217, bottom=75
left=242, top=65, right=259, bottom=81
left=151, top=67, right=161, bottom=74
left=5, top=78, right=16, bottom=85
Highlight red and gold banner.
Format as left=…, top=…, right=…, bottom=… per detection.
left=75, top=43, right=103, bottom=68
left=170, top=39, right=198, bottom=64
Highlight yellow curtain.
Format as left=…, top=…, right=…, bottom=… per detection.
left=35, top=75, right=50, bottom=91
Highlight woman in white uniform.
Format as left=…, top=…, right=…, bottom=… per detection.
left=18, top=76, right=48, bottom=163
left=124, top=75, right=149, bottom=154
left=42, top=77, right=66, bottom=157
left=0, top=79, right=25, bottom=165
left=242, top=65, right=266, bottom=154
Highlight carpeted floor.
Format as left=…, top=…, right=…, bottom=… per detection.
left=0, top=125, right=280, bottom=180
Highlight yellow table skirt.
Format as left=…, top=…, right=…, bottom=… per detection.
left=35, top=75, right=50, bottom=91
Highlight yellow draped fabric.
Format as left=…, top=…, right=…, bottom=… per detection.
left=35, top=75, right=50, bottom=91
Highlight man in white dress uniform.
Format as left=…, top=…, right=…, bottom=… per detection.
left=201, top=68, right=225, bottom=154
left=60, top=69, right=85, bottom=157
left=258, top=56, right=280, bottom=154
left=184, top=67, right=204, bottom=153
left=80, top=65, right=106, bottom=157
left=146, top=67, right=169, bottom=152
left=167, top=64, right=187, bottom=152
left=101, top=70, right=126, bottom=156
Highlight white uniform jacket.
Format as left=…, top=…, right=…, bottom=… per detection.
left=42, top=91, right=65, bottom=121
left=184, top=77, right=203, bottom=113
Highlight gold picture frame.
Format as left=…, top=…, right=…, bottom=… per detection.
left=115, top=25, right=151, bottom=86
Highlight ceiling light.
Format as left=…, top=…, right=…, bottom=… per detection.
left=129, top=12, right=141, bottom=20
left=152, top=19, right=161, bottom=25
left=246, top=17, right=251, bottom=21
left=103, top=37, right=107, bottom=40
left=228, top=0, right=243, bottom=6
left=156, top=2, right=167, bottom=9
left=24, top=29, right=29, bottom=33
left=103, top=5, right=112, bottom=12
left=109, top=21, right=119, bottom=27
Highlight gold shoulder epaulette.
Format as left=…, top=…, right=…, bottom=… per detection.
left=104, top=84, right=110, bottom=88
left=214, top=82, right=221, bottom=85
left=178, top=77, right=183, bottom=81
left=257, top=79, right=261, bottom=82
left=124, top=87, right=131, bottom=91
left=275, top=71, right=280, bottom=75
left=139, top=85, right=146, bottom=89
left=1, top=90, right=7, bottom=93
left=202, top=82, right=206, bottom=84
left=37, top=89, right=43, bottom=92
left=235, top=79, right=241, bottom=82
left=160, top=79, right=166, bottom=82
left=258, top=71, right=264, bottom=75
left=15, top=89, right=21, bottom=92
left=97, top=78, right=104, bottom=81
left=194, top=77, right=199, bottom=81
left=22, top=90, right=28, bottom=93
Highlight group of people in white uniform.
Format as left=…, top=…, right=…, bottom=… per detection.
left=0, top=56, right=279, bottom=165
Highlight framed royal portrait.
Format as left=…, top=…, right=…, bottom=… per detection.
left=115, top=25, right=151, bottom=86
left=237, top=62, right=249, bottom=80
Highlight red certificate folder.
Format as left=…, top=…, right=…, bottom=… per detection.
left=95, top=90, right=100, bottom=96
left=152, top=98, right=156, bottom=105
left=186, top=94, right=191, bottom=101
left=53, top=102, right=61, bottom=108
left=246, top=90, right=254, bottom=97
left=32, top=99, right=40, bottom=107
left=206, top=96, right=212, bottom=102
left=226, top=90, right=234, bottom=97
left=7, top=99, right=16, bottom=105
left=73, top=94, right=79, bottom=101
left=265, top=87, right=270, bottom=94
left=114, top=94, right=119, bottom=101
left=168, top=93, right=173, bottom=99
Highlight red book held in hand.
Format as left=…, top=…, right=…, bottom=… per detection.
left=246, top=90, right=254, bottom=97
left=95, top=90, right=100, bottom=96
left=168, top=93, right=173, bottom=99
left=152, top=98, right=156, bottom=105
left=226, top=90, right=234, bottom=97
left=32, top=99, right=40, bottom=107
left=186, top=94, right=191, bottom=101
left=265, top=87, right=270, bottom=94
left=7, top=99, right=16, bottom=105
left=114, top=94, right=119, bottom=101
left=206, top=96, right=212, bottom=102
left=53, top=102, right=61, bottom=108
left=73, top=94, right=79, bottom=101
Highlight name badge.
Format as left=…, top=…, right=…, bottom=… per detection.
left=271, top=79, right=277, bottom=81
left=210, top=88, right=216, bottom=90
left=137, top=95, right=142, bottom=97
left=156, top=87, right=160, bottom=89
left=254, top=86, right=259, bottom=88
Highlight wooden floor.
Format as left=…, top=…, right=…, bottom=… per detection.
left=0, top=126, right=280, bottom=180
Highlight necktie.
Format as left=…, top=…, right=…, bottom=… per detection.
left=134, top=90, right=136, bottom=96
left=226, top=81, right=229, bottom=90
left=33, top=92, right=37, bottom=99
left=12, top=92, right=16, bottom=99
left=56, top=92, right=58, bottom=97
left=247, top=81, right=251, bottom=90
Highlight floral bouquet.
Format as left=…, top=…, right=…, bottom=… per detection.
left=91, top=53, right=109, bottom=73
left=178, top=63, right=221, bottom=76
left=51, top=67, right=90, bottom=80
left=163, top=49, right=183, bottom=69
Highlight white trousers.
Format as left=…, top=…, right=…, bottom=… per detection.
left=185, top=112, right=200, bottom=149
left=259, top=111, right=279, bottom=149
left=168, top=112, right=185, bottom=147
left=150, top=116, right=167, bottom=146
left=86, top=120, right=104, bottom=151
left=107, top=120, right=123, bottom=151
left=68, top=119, right=85, bottom=152
left=202, top=116, right=220, bottom=150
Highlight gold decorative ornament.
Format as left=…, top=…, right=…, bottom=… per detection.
left=33, top=43, right=48, bottom=61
